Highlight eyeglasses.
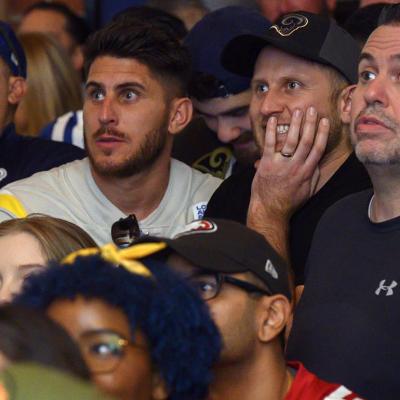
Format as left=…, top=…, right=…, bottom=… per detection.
left=187, top=272, right=272, bottom=301
left=77, top=329, right=145, bottom=374
left=111, top=214, right=142, bottom=248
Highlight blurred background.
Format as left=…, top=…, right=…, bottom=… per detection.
left=0, top=0, right=369, bottom=31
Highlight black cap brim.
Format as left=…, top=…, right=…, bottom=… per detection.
left=222, top=33, right=333, bottom=78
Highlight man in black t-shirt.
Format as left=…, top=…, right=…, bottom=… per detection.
left=287, top=6, right=400, bottom=398
left=205, top=11, right=371, bottom=284
left=0, top=21, right=84, bottom=187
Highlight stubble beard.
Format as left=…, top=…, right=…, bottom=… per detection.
left=232, top=130, right=259, bottom=165
left=351, top=105, right=400, bottom=166
left=85, top=125, right=168, bottom=179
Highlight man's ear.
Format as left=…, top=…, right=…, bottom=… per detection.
left=8, top=77, right=27, bottom=105
left=152, top=373, right=168, bottom=400
left=168, top=97, right=193, bottom=135
left=340, top=84, right=356, bottom=125
left=257, top=294, right=292, bottom=343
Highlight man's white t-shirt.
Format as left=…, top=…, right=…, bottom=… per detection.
left=0, top=158, right=222, bottom=244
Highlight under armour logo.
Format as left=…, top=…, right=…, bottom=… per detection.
left=0, top=168, right=7, bottom=182
left=375, top=279, right=398, bottom=296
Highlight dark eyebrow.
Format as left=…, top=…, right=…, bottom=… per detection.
left=219, top=105, right=248, bottom=117
left=85, top=81, right=102, bottom=90
left=115, top=82, right=146, bottom=92
left=359, top=52, right=374, bottom=64
left=359, top=52, right=400, bottom=65
left=84, top=81, right=146, bottom=91
left=251, top=78, right=266, bottom=86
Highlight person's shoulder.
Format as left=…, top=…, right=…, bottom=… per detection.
left=3, top=133, right=85, bottom=167
left=2, top=159, right=86, bottom=192
left=0, top=159, right=88, bottom=220
left=204, top=166, right=255, bottom=223
left=16, top=135, right=84, bottom=155
left=318, top=188, right=373, bottom=223
left=171, top=158, right=222, bottom=187
left=286, top=362, right=363, bottom=400
left=212, top=165, right=255, bottom=194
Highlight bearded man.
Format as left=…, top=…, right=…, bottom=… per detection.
left=0, top=19, right=221, bottom=244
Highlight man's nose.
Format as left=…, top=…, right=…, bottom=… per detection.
left=98, top=97, right=118, bottom=126
left=217, top=120, right=242, bottom=143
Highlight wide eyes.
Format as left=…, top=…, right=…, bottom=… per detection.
left=87, top=88, right=105, bottom=101
left=359, top=70, right=376, bottom=82
left=121, top=90, right=138, bottom=102
left=85, top=88, right=139, bottom=102
left=252, top=82, right=268, bottom=94
left=252, top=80, right=302, bottom=95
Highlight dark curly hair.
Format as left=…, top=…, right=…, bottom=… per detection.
left=14, top=255, right=220, bottom=400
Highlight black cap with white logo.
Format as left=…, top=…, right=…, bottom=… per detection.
left=136, top=219, right=292, bottom=300
left=221, top=11, right=360, bottom=84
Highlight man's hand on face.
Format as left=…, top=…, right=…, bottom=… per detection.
left=247, top=106, right=329, bottom=258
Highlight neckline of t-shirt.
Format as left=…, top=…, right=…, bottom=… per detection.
left=367, top=194, right=400, bottom=231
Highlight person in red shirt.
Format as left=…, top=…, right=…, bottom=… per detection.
left=137, top=219, right=363, bottom=400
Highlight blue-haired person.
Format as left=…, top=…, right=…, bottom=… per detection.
left=14, top=243, right=221, bottom=400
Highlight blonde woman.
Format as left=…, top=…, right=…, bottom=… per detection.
left=15, top=32, right=82, bottom=136
left=0, top=214, right=96, bottom=302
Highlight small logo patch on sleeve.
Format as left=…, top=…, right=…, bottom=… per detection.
left=192, top=202, right=208, bottom=220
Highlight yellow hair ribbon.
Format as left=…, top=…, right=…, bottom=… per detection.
left=62, top=242, right=168, bottom=278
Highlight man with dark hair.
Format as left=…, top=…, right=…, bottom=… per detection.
left=0, top=21, right=84, bottom=188
left=19, top=1, right=90, bottom=72
left=173, top=7, right=269, bottom=179
left=112, top=6, right=188, bottom=41
left=0, top=20, right=220, bottom=245
left=39, top=5, right=188, bottom=149
left=287, top=5, right=400, bottom=399
left=257, top=0, right=336, bottom=21
left=132, top=219, right=361, bottom=400
left=205, top=12, right=371, bottom=285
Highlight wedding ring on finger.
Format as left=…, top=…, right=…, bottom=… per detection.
left=280, top=151, right=293, bottom=158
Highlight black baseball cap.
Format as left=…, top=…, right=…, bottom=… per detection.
left=221, top=11, right=360, bottom=84
left=185, top=6, right=270, bottom=98
left=136, top=219, right=292, bottom=301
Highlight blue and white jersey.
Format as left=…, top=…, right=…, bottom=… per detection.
left=40, top=110, right=84, bottom=149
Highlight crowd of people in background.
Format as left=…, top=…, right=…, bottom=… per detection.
left=0, top=0, right=398, bottom=399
